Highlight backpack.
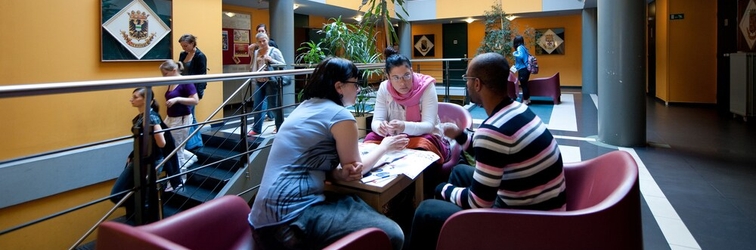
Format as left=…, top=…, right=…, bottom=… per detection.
left=527, top=55, right=539, bottom=74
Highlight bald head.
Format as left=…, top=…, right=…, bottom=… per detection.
left=469, top=53, right=510, bottom=94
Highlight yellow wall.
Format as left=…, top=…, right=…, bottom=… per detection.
left=511, top=15, right=583, bottom=86
left=656, top=0, right=669, bottom=100
left=0, top=0, right=223, bottom=161
left=436, top=0, right=542, bottom=19
left=411, top=14, right=583, bottom=87
left=667, top=0, right=717, bottom=103
left=0, top=181, right=120, bottom=249
left=0, top=0, right=222, bottom=248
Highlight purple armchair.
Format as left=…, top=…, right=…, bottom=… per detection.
left=96, top=195, right=256, bottom=250
left=322, top=228, right=392, bottom=250
left=436, top=150, right=642, bottom=250
left=437, top=102, right=473, bottom=178
left=507, top=72, right=561, bottom=104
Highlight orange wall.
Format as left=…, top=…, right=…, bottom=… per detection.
left=0, top=0, right=223, bottom=161
left=511, top=15, right=583, bottom=86
left=411, top=24, right=445, bottom=81
left=436, top=0, right=542, bottom=19
left=667, top=0, right=717, bottom=103
left=656, top=0, right=670, bottom=100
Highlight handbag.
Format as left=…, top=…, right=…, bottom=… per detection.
left=185, top=116, right=204, bottom=151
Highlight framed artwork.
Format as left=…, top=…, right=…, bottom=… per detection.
left=414, top=34, right=435, bottom=57
left=233, top=29, right=250, bottom=44
left=737, top=0, right=756, bottom=51
left=234, top=43, right=249, bottom=58
left=222, top=30, right=229, bottom=51
left=535, top=28, right=565, bottom=55
left=101, top=0, right=172, bottom=61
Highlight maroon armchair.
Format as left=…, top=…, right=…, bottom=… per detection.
left=507, top=72, right=520, bottom=101
left=528, top=72, right=561, bottom=104
left=436, top=150, right=642, bottom=250
left=322, top=228, right=392, bottom=250
left=437, top=102, right=473, bottom=178
left=97, top=195, right=256, bottom=250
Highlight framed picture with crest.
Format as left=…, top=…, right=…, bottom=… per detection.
left=101, top=0, right=172, bottom=61
left=534, top=28, right=565, bottom=55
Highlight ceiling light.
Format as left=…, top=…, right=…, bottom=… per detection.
left=224, top=12, right=236, bottom=17
left=506, top=15, right=517, bottom=21
left=354, top=15, right=363, bottom=22
left=293, top=4, right=300, bottom=10
left=464, top=18, right=475, bottom=24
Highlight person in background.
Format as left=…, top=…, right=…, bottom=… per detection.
left=406, top=53, right=566, bottom=250
left=247, top=32, right=285, bottom=136
left=178, top=34, right=206, bottom=150
left=249, top=57, right=408, bottom=250
left=512, top=35, right=532, bottom=105
left=111, top=87, right=180, bottom=219
left=160, top=60, right=199, bottom=181
left=248, top=23, right=279, bottom=121
left=365, top=46, right=450, bottom=188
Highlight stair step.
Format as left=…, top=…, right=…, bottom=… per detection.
left=194, top=147, right=244, bottom=170
left=186, top=166, right=235, bottom=189
left=201, top=131, right=260, bottom=152
left=163, top=184, right=218, bottom=209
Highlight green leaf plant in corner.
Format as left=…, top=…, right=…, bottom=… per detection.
left=476, top=1, right=534, bottom=64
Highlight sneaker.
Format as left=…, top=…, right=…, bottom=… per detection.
left=164, top=183, right=183, bottom=193
left=247, top=130, right=259, bottom=136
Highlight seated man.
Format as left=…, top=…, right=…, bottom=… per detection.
left=406, top=52, right=567, bottom=250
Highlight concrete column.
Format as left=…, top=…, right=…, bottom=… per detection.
left=582, top=8, right=598, bottom=94
left=597, top=0, right=646, bottom=146
left=399, top=22, right=412, bottom=59
left=269, top=0, right=295, bottom=110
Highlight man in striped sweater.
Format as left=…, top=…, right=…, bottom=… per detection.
left=406, top=52, right=566, bottom=250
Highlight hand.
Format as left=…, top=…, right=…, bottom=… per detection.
left=264, top=55, right=273, bottom=63
left=166, top=98, right=179, bottom=108
left=380, top=134, right=409, bottom=152
left=387, top=120, right=405, bottom=135
left=441, top=122, right=461, bottom=138
left=377, top=120, right=392, bottom=137
left=333, top=162, right=364, bottom=182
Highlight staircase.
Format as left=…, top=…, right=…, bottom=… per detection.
left=160, top=129, right=269, bottom=217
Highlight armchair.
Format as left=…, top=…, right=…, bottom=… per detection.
left=436, top=150, right=642, bottom=250
left=322, top=228, right=392, bottom=250
left=528, top=72, right=561, bottom=104
left=96, top=195, right=256, bottom=250
left=437, top=102, right=473, bottom=178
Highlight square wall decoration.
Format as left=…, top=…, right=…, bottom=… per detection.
left=535, top=28, right=565, bottom=55
left=414, top=34, right=435, bottom=57
left=101, top=0, right=172, bottom=61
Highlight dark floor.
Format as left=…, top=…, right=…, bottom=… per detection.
left=495, top=92, right=756, bottom=250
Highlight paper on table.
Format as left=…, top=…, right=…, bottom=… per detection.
left=359, top=143, right=440, bottom=181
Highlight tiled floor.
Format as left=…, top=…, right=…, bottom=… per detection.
left=469, top=91, right=756, bottom=249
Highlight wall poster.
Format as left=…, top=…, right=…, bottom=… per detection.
left=535, top=28, right=565, bottom=55
left=101, top=0, right=172, bottom=61
left=414, top=34, right=435, bottom=57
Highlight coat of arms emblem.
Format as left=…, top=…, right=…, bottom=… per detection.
left=120, top=10, right=156, bottom=48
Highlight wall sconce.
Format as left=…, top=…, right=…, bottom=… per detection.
left=464, top=17, right=475, bottom=24
left=505, top=15, right=517, bottom=21
left=293, top=4, right=300, bottom=10
left=354, top=15, right=363, bottom=22
left=224, top=12, right=236, bottom=17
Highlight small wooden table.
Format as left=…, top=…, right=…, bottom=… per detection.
left=325, top=172, right=425, bottom=212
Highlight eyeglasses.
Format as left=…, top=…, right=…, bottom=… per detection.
left=344, top=81, right=361, bottom=90
left=461, top=74, right=477, bottom=81
left=390, top=73, right=412, bottom=82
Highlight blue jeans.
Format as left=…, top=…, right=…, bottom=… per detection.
left=252, top=80, right=283, bottom=133
left=253, top=193, right=404, bottom=250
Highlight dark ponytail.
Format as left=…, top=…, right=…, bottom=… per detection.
left=134, top=87, right=160, bottom=113
left=384, top=46, right=412, bottom=73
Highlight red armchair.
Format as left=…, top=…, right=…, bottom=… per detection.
left=528, top=72, right=561, bottom=104
left=96, top=195, right=256, bottom=250
left=436, top=150, right=642, bottom=250
left=508, top=72, right=561, bottom=104
left=322, top=228, right=392, bottom=250
left=437, top=102, right=473, bottom=178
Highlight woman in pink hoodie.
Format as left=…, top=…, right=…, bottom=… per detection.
left=365, top=47, right=450, bottom=180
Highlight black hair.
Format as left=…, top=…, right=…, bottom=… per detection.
left=302, top=57, right=360, bottom=106
left=256, top=23, right=267, bottom=31
left=384, top=46, right=412, bottom=73
left=471, top=53, right=510, bottom=95
left=133, top=87, right=160, bottom=113
left=513, top=35, right=525, bottom=49
left=178, top=34, right=197, bottom=46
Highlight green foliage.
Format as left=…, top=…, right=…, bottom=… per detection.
left=476, top=2, right=535, bottom=62
left=295, top=41, right=326, bottom=66
left=359, top=0, right=409, bottom=47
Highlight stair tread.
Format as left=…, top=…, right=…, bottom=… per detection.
left=195, top=147, right=243, bottom=161
left=192, top=166, right=236, bottom=181
left=170, top=184, right=218, bottom=203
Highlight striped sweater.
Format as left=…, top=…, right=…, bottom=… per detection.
left=439, top=100, right=567, bottom=211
